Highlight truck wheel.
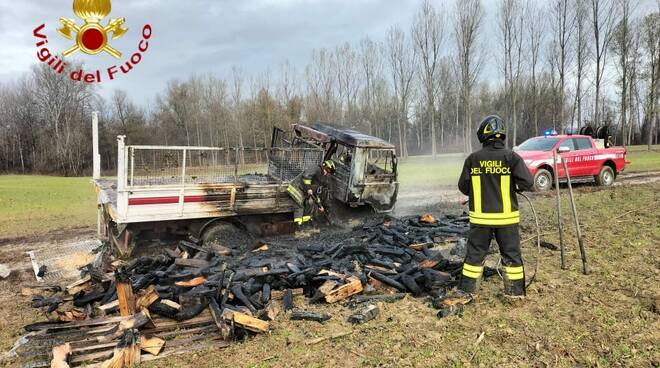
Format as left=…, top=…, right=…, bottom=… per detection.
left=201, top=221, right=253, bottom=253
left=534, top=169, right=553, bottom=191
left=595, top=166, right=615, bottom=186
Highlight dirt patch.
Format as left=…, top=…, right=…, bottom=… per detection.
left=0, top=226, right=95, bottom=247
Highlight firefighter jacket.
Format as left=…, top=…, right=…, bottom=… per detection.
left=458, top=140, right=534, bottom=226
left=287, top=167, right=330, bottom=225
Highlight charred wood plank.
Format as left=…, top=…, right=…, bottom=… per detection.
left=136, top=285, right=160, bottom=311
left=174, top=258, right=211, bottom=269
left=209, top=297, right=231, bottom=340
left=368, top=271, right=406, bottom=292
left=348, top=304, right=379, bottom=324
left=116, top=273, right=136, bottom=317
left=290, top=310, right=331, bottom=323
left=261, top=283, right=271, bottom=304
left=231, top=284, right=257, bottom=313
left=400, top=275, right=422, bottom=296
left=282, top=289, right=294, bottom=311
left=221, top=309, right=269, bottom=333
left=324, top=277, right=363, bottom=303
left=349, top=293, right=406, bottom=305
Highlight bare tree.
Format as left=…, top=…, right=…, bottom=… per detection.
left=412, top=0, right=446, bottom=156
left=591, top=0, right=619, bottom=125
left=572, top=0, right=590, bottom=129
left=304, top=48, right=339, bottom=122
left=454, top=0, right=484, bottom=153
left=359, top=36, right=384, bottom=136
left=526, top=0, right=546, bottom=136
left=641, top=11, right=659, bottom=148
left=498, top=0, right=526, bottom=146
left=277, top=60, right=301, bottom=126
left=610, top=0, right=637, bottom=145
left=335, top=42, right=361, bottom=123
left=231, top=66, right=245, bottom=151
left=551, top=0, right=576, bottom=132
left=387, top=26, right=416, bottom=158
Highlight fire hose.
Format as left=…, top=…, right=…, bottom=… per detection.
left=518, top=191, right=541, bottom=288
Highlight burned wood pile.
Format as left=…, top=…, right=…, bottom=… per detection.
left=12, top=214, right=473, bottom=367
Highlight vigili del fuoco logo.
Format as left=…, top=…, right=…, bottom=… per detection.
left=32, top=0, right=153, bottom=84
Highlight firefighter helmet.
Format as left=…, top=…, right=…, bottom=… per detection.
left=477, top=115, right=506, bottom=143
left=322, top=160, right=336, bottom=174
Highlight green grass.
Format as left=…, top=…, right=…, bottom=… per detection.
left=396, top=145, right=660, bottom=187
left=0, top=176, right=96, bottom=239
left=397, top=153, right=464, bottom=188
left=625, top=145, right=660, bottom=173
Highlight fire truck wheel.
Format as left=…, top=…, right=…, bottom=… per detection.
left=533, top=169, right=553, bottom=191
left=595, top=165, right=615, bottom=186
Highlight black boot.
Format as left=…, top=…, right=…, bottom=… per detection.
left=504, top=279, right=525, bottom=297
left=458, top=275, right=478, bottom=293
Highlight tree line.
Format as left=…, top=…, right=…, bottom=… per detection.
left=1, top=0, right=658, bottom=176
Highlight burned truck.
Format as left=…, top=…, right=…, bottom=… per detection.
left=92, top=114, right=398, bottom=255
left=91, top=116, right=323, bottom=256
left=291, top=123, right=399, bottom=212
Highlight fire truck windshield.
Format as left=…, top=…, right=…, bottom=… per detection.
left=517, top=137, right=559, bottom=151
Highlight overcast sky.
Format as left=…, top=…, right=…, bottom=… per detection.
left=0, top=0, right=655, bottom=107
left=0, top=0, right=433, bottom=106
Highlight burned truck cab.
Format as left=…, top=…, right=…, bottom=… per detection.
left=293, top=123, right=399, bottom=212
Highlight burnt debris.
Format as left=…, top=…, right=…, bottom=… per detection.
left=17, top=214, right=477, bottom=367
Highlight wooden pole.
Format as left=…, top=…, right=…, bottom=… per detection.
left=560, top=158, right=589, bottom=275
left=552, top=151, right=566, bottom=269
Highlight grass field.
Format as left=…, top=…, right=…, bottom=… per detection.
left=398, top=144, right=660, bottom=189
left=0, top=176, right=96, bottom=240
left=0, top=145, right=658, bottom=240
left=625, top=144, right=660, bottom=172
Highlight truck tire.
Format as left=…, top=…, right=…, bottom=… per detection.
left=595, top=165, right=615, bottom=186
left=201, top=221, right=253, bottom=253
left=533, top=169, right=553, bottom=191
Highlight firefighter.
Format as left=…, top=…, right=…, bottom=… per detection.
left=289, top=160, right=336, bottom=226
left=443, top=115, right=534, bottom=307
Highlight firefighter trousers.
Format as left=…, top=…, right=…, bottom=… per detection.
left=458, top=225, right=526, bottom=296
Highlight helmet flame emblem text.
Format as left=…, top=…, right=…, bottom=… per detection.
left=57, top=0, right=128, bottom=58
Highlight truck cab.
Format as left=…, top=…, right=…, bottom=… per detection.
left=292, top=123, right=399, bottom=212
left=515, top=134, right=627, bottom=191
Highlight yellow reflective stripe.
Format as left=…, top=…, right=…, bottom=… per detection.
left=507, top=273, right=524, bottom=280
left=505, top=265, right=524, bottom=280
left=505, top=272, right=525, bottom=280
left=469, top=211, right=520, bottom=219
left=303, top=179, right=312, bottom=185
left=504, top=266, right=524, bottom=274
left=501, top=175, right=511, bottom=214
left=463, top=263, right=484, bottom=273
left=294, top=216, right=312, bottom=225
left=462, top=269, right=482, bottom=279
left=287, top=185, right=304, bottom=205
left=469, top=216, right=520, bottom=226
left=462, top=270, right=481, bottom=278
left=471, top=176, right=482, bottom=213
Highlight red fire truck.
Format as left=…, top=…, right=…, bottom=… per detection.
left=515, top=133, right=627, bottom=191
